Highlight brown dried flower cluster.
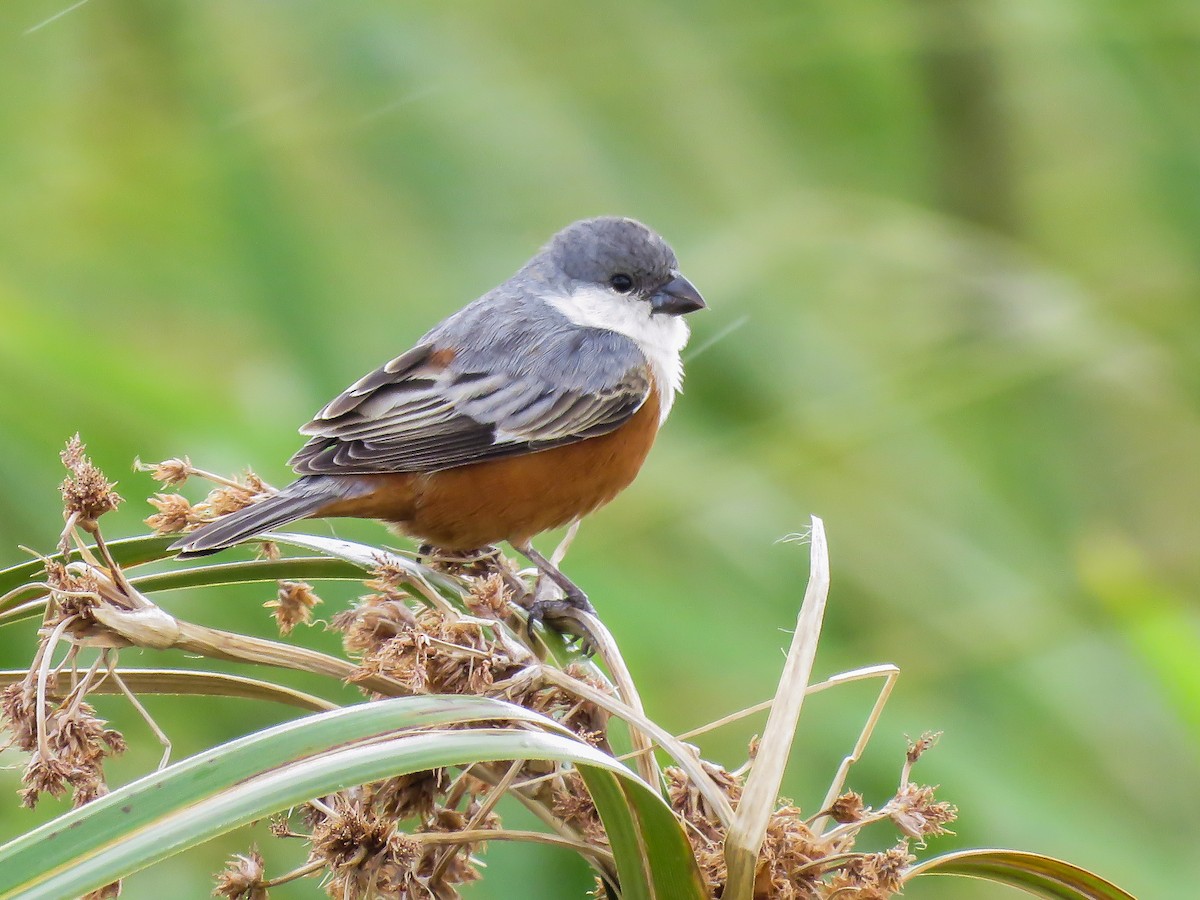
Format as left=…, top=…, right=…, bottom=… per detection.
left=347, top=605, right=521, bottom=695
left=141, top=461, right=273, bottom=536
left=144, top=492, right=196, bottom=535
left=0, top=676, right=126, bottom=809
left=43, top=557, right=103, bottom=628
left=663, top=760, right=745, bottom=892
left=60, top=434, right=122, bottom=530
left=636, top=738, right=954, bottom=899
left=518, top=662, right=611, bottom=747
left=888, top=782, right=958, bottom=842
left=336, top=559, right=530, bottom=696
left=753, top=806, right=830, bottom=898
left=333, top=562, right=613, bottom=748
left=0, top=548, right=138, bottom=810
left=213, top=848, right=268, bottom=900
left=826, top=843, right=915, bottom=899
left=138, top=456, right=193, bottom=487
left=549, top=770, right=606, bottom=843
left=257, top=778, right=502, bottom=899
left=265, top=580, right=322, bottom=635
left=463, top=572, right=515, bottom=619
left=825, top=790, right=866, bottom=824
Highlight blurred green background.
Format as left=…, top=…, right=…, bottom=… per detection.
left=1, top=1, right=1198, bottom=897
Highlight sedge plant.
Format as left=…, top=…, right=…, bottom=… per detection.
left=0, top=436, right=1135, bottom=900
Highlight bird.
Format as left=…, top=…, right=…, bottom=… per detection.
left=171, top=216, right=706, bottom=623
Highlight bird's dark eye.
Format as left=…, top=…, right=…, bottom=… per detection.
left=610, top=273, right=634, bottom=293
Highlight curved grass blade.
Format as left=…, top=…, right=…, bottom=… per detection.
left=0, top=534, right=178, bottom=611
left=0, top=668, right=337, bottom=711
left=0, top=557, right=368, bottom=627
left=0, top=696, right=563, bottom=896
left=0, top=697, right=704, bottom=900
left=129, top=555, right=365, bottom=593
left=581, top=765, right=708, bottom=899
left=725, top=516, right=830, bottom=899
left=905, top=849, right=1136, bottom=899
left=263, top=531, right=464, bottom=598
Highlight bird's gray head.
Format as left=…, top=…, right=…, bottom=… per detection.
left=538, top=216, right=706, bottom=317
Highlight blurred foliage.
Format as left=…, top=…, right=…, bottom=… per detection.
left=0, top=0, right=1196, bottom=897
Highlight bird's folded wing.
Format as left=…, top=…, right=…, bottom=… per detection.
left=289, top=336, right=651, bottom=475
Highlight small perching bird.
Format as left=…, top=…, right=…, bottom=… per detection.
left=172, top=216, right=706, bottom=622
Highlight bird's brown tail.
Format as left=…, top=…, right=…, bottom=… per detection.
left=170, top=476, right=345, bottom=558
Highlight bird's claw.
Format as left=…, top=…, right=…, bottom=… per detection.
left=526, top=596, right=598, bottom=654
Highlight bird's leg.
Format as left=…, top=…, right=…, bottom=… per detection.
left=511, top=541, right=598, bottom=647
left=513, top=541, right=595, bottom=613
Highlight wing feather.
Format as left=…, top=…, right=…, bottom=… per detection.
left=288, top=315, right=651, bottom=476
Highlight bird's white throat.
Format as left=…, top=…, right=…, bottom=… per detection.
left=546, top=285, right=689, bottom=423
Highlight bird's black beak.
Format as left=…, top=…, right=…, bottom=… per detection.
left=650, top=272, right=707, bottom=316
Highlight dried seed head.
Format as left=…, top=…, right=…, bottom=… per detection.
left=42, top=559, right=104, bottom=627
left=82, top=881, right=122, bottom=900
left=195, top=485, right=258, bottom=520
left=906, top=731, right=941, bottom=766
left=20, top=754, right=80, bottom=807
left=665, top=760, right=744, bottom=845
left=241, top=470, right=271, bottom=494
left=213, top=847, right=269, bottom=900
left=14, top=693, right=125, bottom=809
left=60, top=435, right=122, bottom=526
left=353, top=608, right=519, bottom=697
left=551, top=772, right=605, bottom=843
left=102, top=729, right=128, bottom=755
left=333, top=594, right=419, bottom=656
left=829, top=841, right=915, bottom=898
left=464, top=572, right=512, bottom=618
left=71, top=775, right=109, bottom=809
left=423, top=546, right=501, bottom=578
left=268, top=814, right=301, bottom=839
left=265, top=581, right=322, bottom=635
left=827, top=791, right=867, bottom=824
left=416, top=804, right=496, bottom=890
left=888, top=783, right=957, bottom=841
left=145, top=492, right=196, bottom=535
left=307, top=796, right=421, bottom=900
left=754, top=806, right=826, bottom=898
left=515, top=664, right=611, bottom=742
left=137, top=456, right=193, bottom=487
left=364, top=557, right=420, bottom=600
left=368, top=769, right=449, bottom=822
left=0, top=680, right=43, bottom=753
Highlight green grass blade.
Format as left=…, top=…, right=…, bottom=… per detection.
left=0, top=696, right=703, bottom=899
left=0, top=668, right=337, bottom=711
left=580, top=767, right=708, bottom=900
left=128, top=555, right=365, bottom=593
left=0, top=553, right=367, bottom=627
left=906, top=849, right=1137, bottom=899
left=725, top=516, right=830, bottom=899
left=0, top=534, right=178, bottom=611
left=263, top=531, right=464, bottom=597
left=0, top=696, right=558, bottom=896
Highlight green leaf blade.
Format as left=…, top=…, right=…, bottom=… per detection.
left=907, top=849, right=1137, bottom=900
left=0, top=695, right=704, bottom=900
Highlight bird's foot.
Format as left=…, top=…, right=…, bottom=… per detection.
left=526, top=595, right=598, bottom=653
left=512, top=540, right=599, bottom=651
